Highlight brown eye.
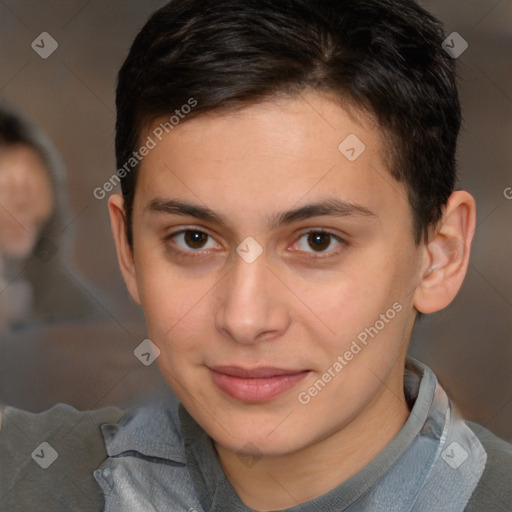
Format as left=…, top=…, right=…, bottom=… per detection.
left=184, top=230, right=209, bottom=249
left=307, top=232, right=331, bottom=252
left=168, top=229, right=221, bottom=253
left=293, top=230, right=344, bottom=256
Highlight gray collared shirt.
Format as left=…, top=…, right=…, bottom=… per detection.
left=93, top=358, right=496, bottom=511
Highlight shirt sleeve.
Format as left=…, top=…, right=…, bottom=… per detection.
left=0, top=403, right=124, bottom=512
left=464, top=421, right=512, bottom=511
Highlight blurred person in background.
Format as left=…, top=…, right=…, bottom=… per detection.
left=0, top=102, right=162, bottom=415
left=0, top=101, right=100, bottom=331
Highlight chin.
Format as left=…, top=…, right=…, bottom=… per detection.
left=4, top=244, right=33, bottom=259
left=206, top=410, right=309, bottom=456
left=0, top=234, right=35, bottom=258
left=221, top=430, right=310, bottom=459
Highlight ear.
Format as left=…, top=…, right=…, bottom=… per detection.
left=413, top=190, right=476, bottom=314
left=108, top=194, right=141, bottom=305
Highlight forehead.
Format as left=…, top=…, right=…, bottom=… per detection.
left=0, top=143, right=44, bottom=168
left=134, top=92, right=407, bottom=227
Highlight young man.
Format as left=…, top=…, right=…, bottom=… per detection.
left=1, top=0, right=511, bottom=511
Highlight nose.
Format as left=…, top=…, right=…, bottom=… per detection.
left=215, top=250, right=290, bottom=345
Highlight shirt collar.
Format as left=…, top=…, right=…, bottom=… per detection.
left=99, top=357, right=486, bottom=512
left=101, top=392, right=187, bottom=463
left=178, top=357, right=443, bottom=511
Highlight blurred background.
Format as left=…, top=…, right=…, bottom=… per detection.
left=0, top=1, right=510, bottom=440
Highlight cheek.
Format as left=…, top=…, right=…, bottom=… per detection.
left=0, top=218, right=37, bottom=257
left=296, top=253, right=410, bottom=354
left=137, top=263, right=212, bottom=357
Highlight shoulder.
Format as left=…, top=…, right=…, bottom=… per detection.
left=464, top=421, right=512, bottom=511
left=99, top=393, right=185, bottom=461
left=94, top=397, right=204, bottom=512
left=0, top=403, right=124, bottom=512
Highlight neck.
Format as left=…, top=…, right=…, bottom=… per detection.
left=215, top=367, right=411, bottom=511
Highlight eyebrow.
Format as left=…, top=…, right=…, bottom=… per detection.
left=146, top=197, right=376, bottom=230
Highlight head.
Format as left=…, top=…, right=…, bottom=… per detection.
left=0, top=105, right=55, bottom=259
left=109, top=0, right=476, bottom=457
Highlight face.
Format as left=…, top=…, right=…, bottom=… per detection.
left=117, top=92, right=427, bottom=457
left=0, top=145, right=54, bottom=258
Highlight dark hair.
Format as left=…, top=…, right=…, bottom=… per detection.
left=116, top=0, right=461, bottom=247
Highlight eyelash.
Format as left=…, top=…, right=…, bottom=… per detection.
left=163, top=228, right=346, bottom=260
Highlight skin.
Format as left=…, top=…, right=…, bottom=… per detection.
left=0, top=145, right=54, bottom=258
left=109, top=91, right=476, bottom=510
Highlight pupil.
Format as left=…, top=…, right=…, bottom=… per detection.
left=308, top=232, right=330, bottom=251
left=185, top=231, right=206, bottom=249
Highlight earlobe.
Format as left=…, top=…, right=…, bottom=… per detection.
left=413, top=191, right=476, bottom=314
left=108, top=194, right=141, bottom=305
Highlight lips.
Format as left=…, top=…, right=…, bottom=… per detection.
left=209, top=365, right=310, bottom=402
